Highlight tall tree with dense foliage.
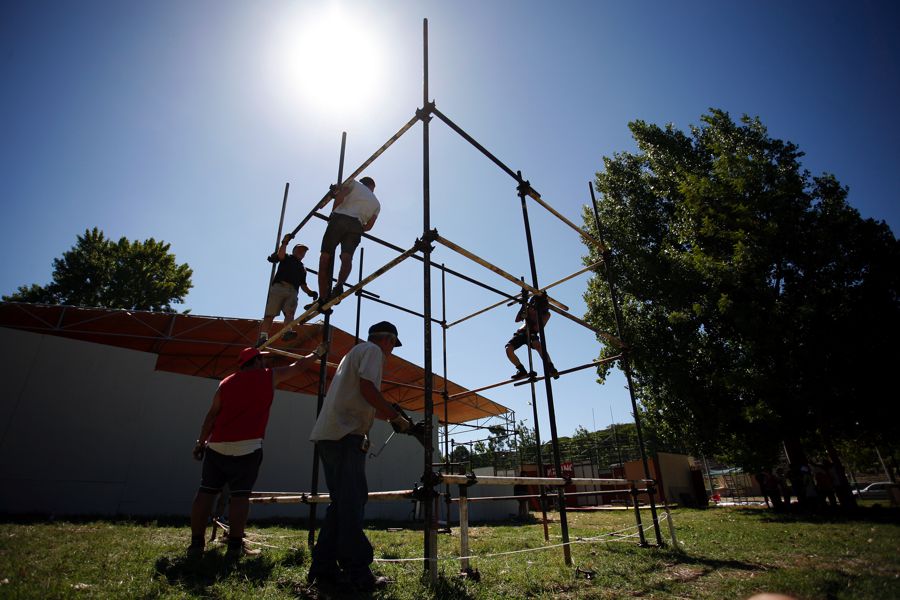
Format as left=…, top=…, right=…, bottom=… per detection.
left=3, top=227, right=193, bottom=312
left=582, top=110, right=900, bottom=486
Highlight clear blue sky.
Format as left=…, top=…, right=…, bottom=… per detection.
left=2, top=1, right=898, bottom=447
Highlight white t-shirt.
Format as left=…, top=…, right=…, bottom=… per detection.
left=332, top=180, right=380, bottom=227
left=309, top=341, right=384, bottom=441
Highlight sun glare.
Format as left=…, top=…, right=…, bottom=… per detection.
left=273, top=5, right=385, bottom=119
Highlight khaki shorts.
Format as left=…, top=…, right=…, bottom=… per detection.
left=265, top=281, right=298, bottom=317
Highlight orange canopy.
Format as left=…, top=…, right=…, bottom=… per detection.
left=0, top=302, right=508, bottom=424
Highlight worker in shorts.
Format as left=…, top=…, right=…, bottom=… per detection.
left=506, top=295, right=558, bottom=380
left=259, top=234, right=317, bottom=346
left=309, top=177, right=380, bottom=309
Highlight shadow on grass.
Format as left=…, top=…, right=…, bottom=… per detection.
left=154, top=551, right=277, bottom=594
left=728, top=504, right=900, bottom=526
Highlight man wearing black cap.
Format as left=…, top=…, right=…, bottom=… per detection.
left=307, top=321, right=412, bottom=591
left=188, top=344, right=325, bottom=559
left=259, top=234, right=318, bottom=346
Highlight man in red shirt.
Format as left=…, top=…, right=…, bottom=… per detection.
left=188, top=344, right=325, bottom=559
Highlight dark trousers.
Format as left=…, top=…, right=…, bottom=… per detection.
left=310, top=435, right=373, bottom=581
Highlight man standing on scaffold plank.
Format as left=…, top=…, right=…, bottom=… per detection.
left=308, top=176, right=380, bottom=310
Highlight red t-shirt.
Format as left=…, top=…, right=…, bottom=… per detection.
left=209, top=368, right=274, bottom=442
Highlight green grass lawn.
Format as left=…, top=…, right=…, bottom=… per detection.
left=1, top=505, right=898, bottom=599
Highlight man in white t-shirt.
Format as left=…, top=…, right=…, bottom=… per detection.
left=307, top=321, right=412, bottom=592
left=313, top=176, right=380, bottom=307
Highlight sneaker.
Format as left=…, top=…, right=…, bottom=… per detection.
left=329, top=283, right=344, bottom=305
left=548, top=364, right=559, bottom=379
left=225, top=537, right=261, bottom=559
left=511, top=367, right=529, bottom=380
left=255, top=334, right=268, bottom=348
left=349, top=574, right=391, bottom=592
left=282, top=330, right=297, bottom=341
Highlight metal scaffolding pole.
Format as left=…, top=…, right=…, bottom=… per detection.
left=433, top=234, right=569, bottom=311
left=518, top=286, right=551, bottom=541
left=588, top=181, right=663, bottom=546
left=307, top=132, right=347, bottom=549
left=258, top=183, right=290, bottom=340
left=287, top=116, right=420, bottom=237
left=421, top=17, right=438, bottom=583
left=311, top=211, right=517, bottom=301
left=516, top=173, right=571, bottom=565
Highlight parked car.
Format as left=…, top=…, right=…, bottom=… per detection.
left=852, top=481, right=896, bottom=500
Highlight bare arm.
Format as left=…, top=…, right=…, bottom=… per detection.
left=362, top=213, right=378, bottom=232
left=192, top=389, right=222, bottom=459
left=277, top=234, right=292, bottom=261
left=332, top=182, right=352, bottom=210
left=272, top=346, right=327, bottom=387
left=360, top=378, right=404, bottom=422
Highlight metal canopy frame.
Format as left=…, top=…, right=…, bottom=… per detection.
left=259, top=18, right=664, bottom=580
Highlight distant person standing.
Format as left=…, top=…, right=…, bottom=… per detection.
left=306, top=321, right=412, bottom=592
left=188, top=345, right=324, bottom=559
left=259, top=234, right=317, bottom=346
left=311, top=177, right=380, bottom=307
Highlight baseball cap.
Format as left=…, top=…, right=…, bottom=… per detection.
left=238, top=347, right=269, bottom=367
left=368, top=321, right=402, bottom=346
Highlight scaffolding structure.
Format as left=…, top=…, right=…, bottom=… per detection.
left=257, top=18, right=666, bottom=580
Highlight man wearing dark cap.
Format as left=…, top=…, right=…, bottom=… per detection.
left=259, top=234, right=318, bottom=346
left=188, top=344, right=325, bottom=559
left=307, top=321, right=413, bottom=591
left=310, top=177, right=380, bottom=308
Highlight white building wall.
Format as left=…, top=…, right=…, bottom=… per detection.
left=0, top=327, right=442, bottom=521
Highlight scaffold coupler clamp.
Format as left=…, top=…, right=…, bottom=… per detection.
left=630, top=482, right=640, bottom=500
left=462, top=472, right=478, bottom=488
left=516, top=178, right=534, bottom=198
left=415, top=229, right=438, bottom=253
left=416, top=101, right=435, bottom=123
left=412, top=479, right=440, bottom=502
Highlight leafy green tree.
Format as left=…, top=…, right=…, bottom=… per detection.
left=3, top=227, right=193, bottom=312
left=583, top=109, right=900, bottom=484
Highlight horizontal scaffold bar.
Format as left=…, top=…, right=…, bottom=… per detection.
left=250, top=490, right=415, bottom=504
left=289, top=114, right=421, bottom=236
left=446, top=259, right=605, bottom=329
left=433, top=234, right=569, bottom=312
left=311, top=211, right=516, bottom=302
left=439, top=474, right=653, bottom=487
left=451, top=488, right=638, bottom=502
left=547, top=305, right=624, bottom=349
left=524, top=188, right=608, bottom=254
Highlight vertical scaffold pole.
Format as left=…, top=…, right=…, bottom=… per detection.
left=588, top=181, right=663, bottom=546
left=517, top=173, right=572, bottom=565
left=520, top=279, right=550, bottom=541
left=354, top=247, right=365, bottom=343
left=441, top=266, right=452, bottom=529
left=421, top=17, right=438, bottom=583
left=307, top=132, right=347, bottom=549
left=259, top=183, right=290, bottom=339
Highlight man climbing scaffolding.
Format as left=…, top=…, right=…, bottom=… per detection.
left=259, top=234, right=317, bottom=346
left=505, top=294, right=558, bottom=380
left=308, top=176, right=380, bottom=310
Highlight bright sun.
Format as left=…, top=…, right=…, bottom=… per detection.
left=273, top=4, right=385, bottom=118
